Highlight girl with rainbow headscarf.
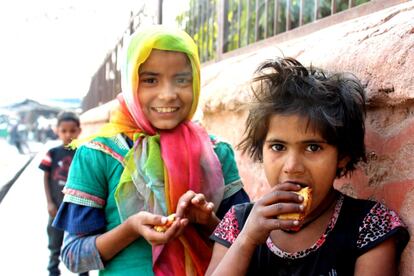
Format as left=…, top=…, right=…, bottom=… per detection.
left=53, top=25, right=250, bottom=276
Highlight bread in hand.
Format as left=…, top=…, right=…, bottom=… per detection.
left=154, top=213, right=176, bottom=232
left=278, top=187, right=312, bottom=221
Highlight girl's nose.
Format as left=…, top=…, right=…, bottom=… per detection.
left=283, top=152, right=305, bottom=175
left=158, top=83, right=178, bottom=100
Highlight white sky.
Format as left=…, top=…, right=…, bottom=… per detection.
left=0, top=0, right=189, bottom=105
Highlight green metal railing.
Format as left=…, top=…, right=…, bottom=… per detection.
left=180, top=0, right=370, bottom=62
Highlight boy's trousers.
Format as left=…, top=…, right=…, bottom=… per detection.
left=47, top=216, right=89, bottom=276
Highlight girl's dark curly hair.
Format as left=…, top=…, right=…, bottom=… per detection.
left=237, top=57, right=366, bottom=177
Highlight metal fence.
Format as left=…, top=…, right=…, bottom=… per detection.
left=183, top=0, right=370, bottom=63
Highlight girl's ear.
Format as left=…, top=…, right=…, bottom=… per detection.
left=336, top=156, right=350, bottom=177
left=336, top=156, right=351, bottom=178
left=338, top=156, right=350, bottom=170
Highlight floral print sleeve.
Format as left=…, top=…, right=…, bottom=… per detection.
left=356, top=202, right=409, bottom=254
left=210, top=206, right=241, bottom=247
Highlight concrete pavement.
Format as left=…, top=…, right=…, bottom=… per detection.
left=0, top=138, right=33, bottom=194
left=0, top=141, right=98, bottom=275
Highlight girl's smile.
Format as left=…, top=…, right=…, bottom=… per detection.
left=151, top=107, right=179, bottom=113
left=138, top=49, right=193, bottom=130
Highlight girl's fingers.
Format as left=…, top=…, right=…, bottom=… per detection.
left=272, top=182, right=302, bottom=191
left=177, top=191, right=214, bottom=218
left=136, top=211, right=167, bottom=226
left=160, top=220, right=180, bottom=239
left=143, top=222, right=178, bottom=244
left=264, top=218, right=300, bottom=231
left=191, top=193, right=206, bottom=204
left=170, top=218, right=189, bottom=238
left=260, top=185, right=304, bottom=206
left=151, top=219, right=189, bottom=243
left=261, top=202, right=304, bottom=218
left=191, top=193, right=215, bottom=212
left=144, top=214, right=168, bottom=226
left=176, top=190, right=196, bottom=217
left=205, top=202, right=214, bottom=211
left=248, top=215, right=300, bottom=231
left=135, top=212, right=189, bottom=245
left=242, top=214, right=300, bottom=245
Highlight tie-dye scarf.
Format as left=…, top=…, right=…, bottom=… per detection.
left=85, top=25, right=225, bottom=275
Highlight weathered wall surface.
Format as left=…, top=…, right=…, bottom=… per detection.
left=200, top=2, right=414, bottom=274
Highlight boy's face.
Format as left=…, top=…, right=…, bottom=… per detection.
left=262, top=114, right=348, bottom=215
left=138, top=49, right=193, bottom=130
left=56, top=120, right=81, bottom=145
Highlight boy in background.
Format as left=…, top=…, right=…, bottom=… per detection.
left=39, top=111, right=87, bottom=276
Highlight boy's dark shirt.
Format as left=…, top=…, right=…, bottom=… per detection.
left=39, top=145, right=76, bottom=206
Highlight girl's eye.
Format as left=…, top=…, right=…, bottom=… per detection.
left=176, top=77, right=192, bottom=85
left=270, top=144, right=285, bottom=152
left=306, top=144, right=321, bottom=152
left=141, top=78, right=157, bottom=84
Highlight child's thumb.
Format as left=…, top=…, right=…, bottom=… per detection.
left=152, top=215, right=167, bottom=226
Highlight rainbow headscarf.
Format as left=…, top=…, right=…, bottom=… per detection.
left=90, top=25, right=225, bottom=275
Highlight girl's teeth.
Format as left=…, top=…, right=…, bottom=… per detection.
left=154, top=107, right=178, bottom=113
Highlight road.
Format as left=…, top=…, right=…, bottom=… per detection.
left=0, top=140, right=98, bottom=275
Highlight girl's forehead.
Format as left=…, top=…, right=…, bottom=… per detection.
left=268, top=114, right=322, bottom=137
left=138, top=50, right=191, bottom=76
left=143, top=49, right=190, bottom=64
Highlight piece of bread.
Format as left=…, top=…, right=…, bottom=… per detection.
left=154, top=213, right=176, bottom=232
left=278, top=187, right=312, bottom=221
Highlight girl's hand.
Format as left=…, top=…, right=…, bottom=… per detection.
left=238, top=183, right=304, bottom=246
left=176, top=190, right=220, bottom=232
left=127, top=211, right=188, bottom=245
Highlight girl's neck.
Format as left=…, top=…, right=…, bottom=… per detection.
left=300, top=189, right=339, bottom=229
